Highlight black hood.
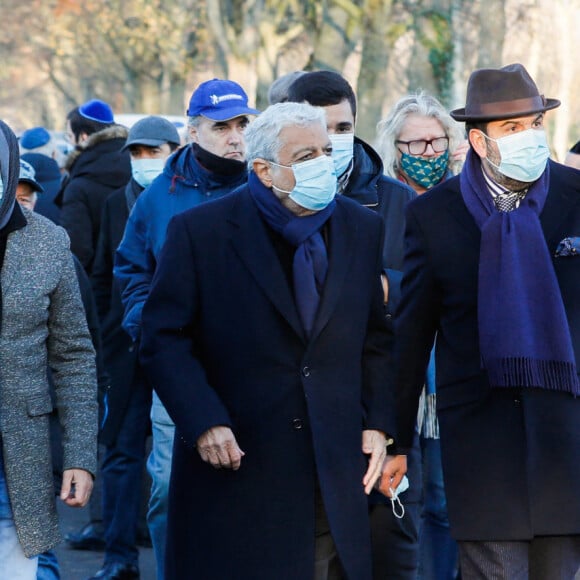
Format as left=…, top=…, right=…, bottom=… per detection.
left=21, top=152, right=61, bottom=183
left=65, top=124, right=131, bottom=189
left=342, top=137, right=385, bottom=207
left=0, top=120, right=19, bottom=229
left=55, top=125, right=131, bottom=207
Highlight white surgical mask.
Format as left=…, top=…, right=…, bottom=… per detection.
left=0, top=179, right=3, bottom=201
left=483, top=129, right=549, bottom=183
left=329, top=133, right=354, bottom=177
left=271, top=155, right=337, bottom=211
left=131, top=158, right=167, bottom=188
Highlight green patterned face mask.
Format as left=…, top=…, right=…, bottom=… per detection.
left=400, top=149, right=449, bottom=189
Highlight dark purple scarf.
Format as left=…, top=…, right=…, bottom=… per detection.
left=460, top=150, right=579, bottom=395
left=248, top=171, right=335, bottom=337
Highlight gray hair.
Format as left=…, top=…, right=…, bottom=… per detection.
left=375, top=91, right=465, bottom=179
left=244, top=102, right=326, bottom=169
left=19, top=137, right=56, bottom=158
left=187, top=116, right=201, bottom=129
left=267, top=71, right=307, bottom=105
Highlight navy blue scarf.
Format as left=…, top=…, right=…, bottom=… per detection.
left=460, top=150, right=579, bottom=394
left=248, top=171, right=335, bottom=337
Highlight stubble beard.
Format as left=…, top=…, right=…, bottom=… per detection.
left=483, top=142, right=529, bottom=192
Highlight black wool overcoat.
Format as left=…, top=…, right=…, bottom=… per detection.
left=140, top=186, right=395, bottom=579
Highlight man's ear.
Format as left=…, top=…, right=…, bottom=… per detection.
left=469, top=129, right=487, bottom=158
left=253, top=158, right=273, bottom=188
left=188, top=125, right=198, bottom=144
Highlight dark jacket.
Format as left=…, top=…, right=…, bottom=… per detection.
left=114, top=144, right=247, bottom=341
left=0, top=209, right=97, bottom=557
left=140, top=186, right=394, bottom=580
left=395, top=160, right=580, bottom=539
left=91, top=180, right=143, bottom=445
left=21, top=153, right=62, bottom=225
left=343, top=138, right=416, bottom=272
left=56, top=125, right=131, bottom=273
left=343, top=138, right=419, bottom=507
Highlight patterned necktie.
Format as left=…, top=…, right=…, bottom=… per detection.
left=494, top=190, right=527, bottom=212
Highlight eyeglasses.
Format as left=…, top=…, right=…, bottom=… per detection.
left=396, top=136, right=449, bottom=156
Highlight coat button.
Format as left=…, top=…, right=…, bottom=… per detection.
left=302, top=366, right=311, bottom=377
left=292, top=418, right=303, bottom=430
left=514, top=398, right=521, bottom=405
left=385, top=313, right=392, bottom=320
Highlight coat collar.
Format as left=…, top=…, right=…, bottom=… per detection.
left=228, top=187, right=357, bottom=343
left=539, top=161, right=580, bottom=249
left=445, top=161, right=580, bottom=248
left=2, top=206, right=29, bottom=295
left=64, top=124, right=128, bottom=172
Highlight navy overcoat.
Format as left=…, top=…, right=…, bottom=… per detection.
left=140, top=185, right=394, bottom=579
left=395, top=161, right=580, bottom=540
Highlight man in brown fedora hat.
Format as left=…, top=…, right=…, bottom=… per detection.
left=385, top=63, right=580, bottom=578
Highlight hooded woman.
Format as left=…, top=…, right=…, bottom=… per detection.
left=0, top=119, right=98, bottom=578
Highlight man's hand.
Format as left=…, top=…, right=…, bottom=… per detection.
left=381, top=273, right=389, bottom=304
left=362, top=429, right=387, bottom=494
left=377, top=454, right=407, bottom=498
left=197, top=426, right=245, bottom=470
left=60, top=468, right=93, bottom=507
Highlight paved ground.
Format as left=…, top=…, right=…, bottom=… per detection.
left=52, top=501, right=580, bottom=579
left=55, top=502, right=156, bottom=580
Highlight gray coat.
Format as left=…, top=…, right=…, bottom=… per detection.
left=0, top=210, right=98, bottom=557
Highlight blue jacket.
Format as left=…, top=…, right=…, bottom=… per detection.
left=114, top=144, right=248, bottom=341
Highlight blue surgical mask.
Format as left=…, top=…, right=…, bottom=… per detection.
left=400, top=150, right=449, bottom=189
left=131, top=158, right=167, bottom=188
left=389, top=475, right=409, bottom=519
left=271, top=155, right=337, bottom=211
left=483, top=129, right=549, bottom=183
left=329, top=133, right=354, bottom=177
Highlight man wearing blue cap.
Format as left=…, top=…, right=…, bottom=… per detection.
left=56, top=99, right=131, bottom=274
left=114, top=79, right=259, bottom=580
left=87, top=117, right=181, bottom=580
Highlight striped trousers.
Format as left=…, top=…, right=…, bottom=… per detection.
left=458, top=537, right=580, bottom=580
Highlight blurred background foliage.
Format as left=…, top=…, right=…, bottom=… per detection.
left=0, top=0, right=578, bottom=159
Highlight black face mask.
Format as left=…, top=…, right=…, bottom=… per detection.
left=192, top=143, right=247, bottom=177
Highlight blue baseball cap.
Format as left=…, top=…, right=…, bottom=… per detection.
left=18, top=159, right=44, bottom=193
left=187, top=79, right=260, bottom=121
left=20, top=127, right=51, bottom=150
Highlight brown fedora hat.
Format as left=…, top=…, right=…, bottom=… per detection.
left=450, top=63, right=560, bottom=122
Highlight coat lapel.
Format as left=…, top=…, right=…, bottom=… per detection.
left=540, top=162, right=580, bottom=248
left=310, top=201, right=356, bottom=341
left=445, top=180, right=481, bottom=246
left=447, top=161, right=580, bottom=250
left=229, top=188, right=306, bottom=342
